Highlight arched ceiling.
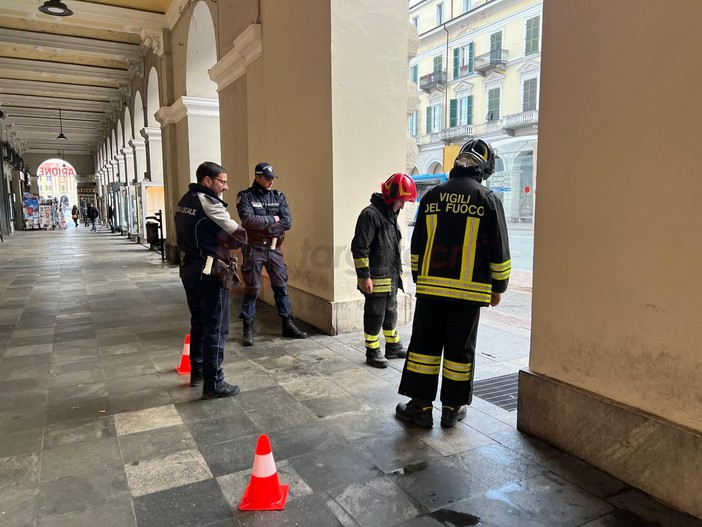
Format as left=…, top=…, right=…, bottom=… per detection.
left=0, top=0, right=174, bottom=157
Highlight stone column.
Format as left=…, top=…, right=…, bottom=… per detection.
left=141, top=126, right=164, bottom=183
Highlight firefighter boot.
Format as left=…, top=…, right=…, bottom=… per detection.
left=385, top=342, right=407, bottom=359
left=395, top=399, right=434, bottom=428
left=242, top=319, right=254, bottom=347
left=282, top=316, right=307, bottom=339
left=441, top=405, right=467, bottom=428
left=365, top=348, right=388, bottom=368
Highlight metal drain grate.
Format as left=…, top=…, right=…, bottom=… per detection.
left=473, top=372, right=519, bottom=411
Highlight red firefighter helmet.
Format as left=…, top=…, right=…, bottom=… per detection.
left=381, top=173, right=417, bottom=206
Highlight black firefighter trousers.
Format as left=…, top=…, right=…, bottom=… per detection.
left=398, top=298, right=480, bottom=406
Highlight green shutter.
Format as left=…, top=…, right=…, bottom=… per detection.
left=453, top=48, right=460, bottom=80
left=426, top=106, right=433, bottom=134
left=411, top=65, right=418, bottom=84
left=466, top=95, right=473, bottom=124
left=449, top=99, right=457, bottom=128
left=434, top=55, right=443, bottom=73
left=468, top=42, right=474, bottom=73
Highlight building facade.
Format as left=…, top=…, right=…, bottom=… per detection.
left=409, top=0, right=541, bottom=223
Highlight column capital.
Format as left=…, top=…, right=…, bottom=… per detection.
left=129, top=137, right=146, bottom=151
left=141, top=126, right=162, bottom=141
left=209, top=24, right=262, bottom=92
left=155, top=96, right=219, bottom=125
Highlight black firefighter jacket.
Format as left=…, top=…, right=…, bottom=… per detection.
left=175, top=183, right=247, bottom=281
left=351, top=193, right=403, bottom=295
left=411, top=175, right=511, bottom=306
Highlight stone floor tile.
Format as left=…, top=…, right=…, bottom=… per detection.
left=36, top=495, right=137, bottom=527
left=187, top=413, right=261, bottom=447
left=40, top=437, right=123, bottom=481
left=113, top=403, right=183, bottom=436
left=603, top=489, right=702, bottom=527
left=0, top=427, right=44, bottom=458
left=48, top=368, right=105, bottom=389
left=175, top=397, right=243, bottom=424
left=280, top=376, right=349, bottom=401
left=235, top=386, right=319, bottom=432
left=43, top=416, right=116, bottom=449
left=287, top=445, right=382, bottom=493
left=409, top=419, right=496, bottom=456
left=0, top=484, right=39, bottom=527
left=119, top=424, right=197, bottom=465
left=0, top=453, right=40, bottom=491
left=389, top=456, right=489, bottom=512
left=133, top=478, right=233, bottom=527
left=125, top=448, right=212, bottom=497
left=450, top=443, right=546, bottom=490
left=37, top=468, right=130, bottom=519
left=323, top=406, right=406, bottom=442
left=496, top=472, right=614, bottom=526
left=327, top=475, right=422, bottom=527
left=422, top=492, right=548, bottom=527
left=4, top=342, right=54, bottom=357
left=108, top=387, right=174, bottom=414
left=359, top=431, right=443, bottom=474
left=44, top=396, right=111, bottom=426
left=199, top=433, right=260, bottom=478
left=47, top=381, right=109, bottom=408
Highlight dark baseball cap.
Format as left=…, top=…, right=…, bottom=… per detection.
left=254, top=162, right=277, bottom=179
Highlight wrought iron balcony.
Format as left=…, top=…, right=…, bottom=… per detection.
left=502, top=110, right=538, bottom=136
left=440, top=125, right=475, bottom=142
left=474, top=49, right=508, bottom=76
left=419, top=71, right=447, bottom=91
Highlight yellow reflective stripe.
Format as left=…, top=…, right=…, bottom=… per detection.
left=490, top=259, right=511, bottom=272
left=364, top=333, right=380, bottom=349
left=410, top=262, right=418, bottom=271
left=373, top=286, right=392, bottom=293
left=407, top=352, right=442, bottom=365
left=354, top=257, right=369, bottom=269
left=459, top=217, right=480, bottom=283
left=443, top=359, right=471, bottom=373
left=490, top=259, right=512, bottom=280
left=442, top=368, right=472, bottom=382
left=417, top=275, right=492, bottom=293
left=410, top=254, right=419, bottom=262
left=407, top=362, right=441, bottom=375
left=416, top=285, right=490, bottom=303
left=371, top=278, right=391, bottom=285
left=411, top=254, right=419, bottom=271
left=421, top=214, right=438, bottom=276
left=383, top=329, right=400, bottom=343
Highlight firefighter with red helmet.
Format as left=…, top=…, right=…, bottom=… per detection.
left=396, top=139, right=511, bottom=428
left=351, top=173, right=417, bottom=368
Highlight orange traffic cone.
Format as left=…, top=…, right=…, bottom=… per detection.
left=175, top=334, right=191, bottom=375
left=238, top=434, right=289, bottom=511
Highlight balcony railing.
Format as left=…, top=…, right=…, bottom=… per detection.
left=485, top=119, right=503, bottom=133
left=440, top=125, right=475, bottom=141
left=419, top=71, right=447, bottom=91
left=474, top=49, right=508, bottom=76
left=457, top=64, right=474, bottom=79
left=502, top=110, right=539, bottom=135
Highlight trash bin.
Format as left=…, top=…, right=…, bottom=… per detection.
left=145, top=220, right=159, bottom=249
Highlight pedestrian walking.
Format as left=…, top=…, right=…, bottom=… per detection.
left=71, top=204, right=79, bottom=227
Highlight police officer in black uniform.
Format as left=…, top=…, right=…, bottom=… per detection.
left=175, top=161, right=247, bottom=399
left=396, top=139, right=511, bottom=428
left=236, top=162, right=307, bottom=346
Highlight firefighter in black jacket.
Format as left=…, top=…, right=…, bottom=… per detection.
left=396, top=139, right=511, bottom=428
left=175, top=161, right=247, bottom=399
left=236, top=162, right=307, bottom=346
left=352, top=173, right=417, bottom=368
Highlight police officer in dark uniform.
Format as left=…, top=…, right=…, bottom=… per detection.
left=396, top=139, right=511, bottom=428
left=175, top=161, right=247, bottom=399
left=352, top=173, right=417, bottom=368
left=236, top=162, right=307, bottom=346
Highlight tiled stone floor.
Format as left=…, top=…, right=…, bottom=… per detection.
left=0, top=226, right=700, bottom=526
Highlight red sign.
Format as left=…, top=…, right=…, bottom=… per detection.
left=37, top=160, right=76, bottom=177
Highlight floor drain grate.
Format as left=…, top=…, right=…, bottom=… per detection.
left=473, top=372, right=519, bottom=411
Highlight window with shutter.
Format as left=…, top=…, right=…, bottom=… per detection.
left=525, top=16, right=540, bottom=55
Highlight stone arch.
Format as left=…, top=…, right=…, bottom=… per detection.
left=133, top=92, right=145, bottom=134
left=186, top=1, right=218, bottom=98
left=146, top=67, right=160, bottom=127
left=124, top=106, right=133, bottom=142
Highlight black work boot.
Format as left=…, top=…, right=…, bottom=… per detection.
left=242, top=319, right=254, bottom=347
left=202, top=381, right=241, bottom=400
left=282, top=316, right=307, bottom=339
left=365, top=348, right=388, bottom=368
left=385, top=342, right=407, bottom=359
left=395, top=399, right=434, bottom=428
left=190, top=372, right=203, bottom=387
left=441, top=405, right=467, bottom=428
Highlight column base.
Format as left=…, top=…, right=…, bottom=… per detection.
left=517, top=369, right=702, bottom=519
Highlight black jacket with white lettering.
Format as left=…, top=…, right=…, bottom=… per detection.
left=175, top=183, right=247, bottom=280
left=351, top=193, right=403, bottom=295
left=410, top=169, right=511, bottom=306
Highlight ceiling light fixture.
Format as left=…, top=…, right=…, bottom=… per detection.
left=57, top=108, right=68, bottom=140
left=38, top=0, right=73, bottom=17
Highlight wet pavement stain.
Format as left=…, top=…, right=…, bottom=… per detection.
left=392, top=461, right=429, bottom=476
left=428, top=509, right=481, bottom=526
